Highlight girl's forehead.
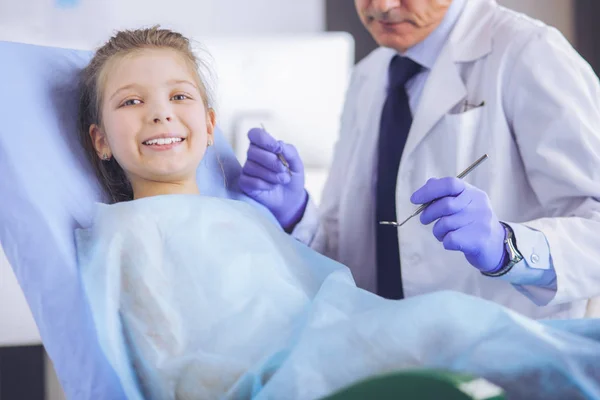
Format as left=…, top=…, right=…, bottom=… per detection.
left=102, top=48, right=198, bottom=94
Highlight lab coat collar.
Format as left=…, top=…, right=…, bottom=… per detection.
left=354, top=0, right=496, bottom=80
left=400, top=0, right=497, bottom=160
left=404, top=0, right=467, bottom=70
left=449, top=0, right=496, bottom=62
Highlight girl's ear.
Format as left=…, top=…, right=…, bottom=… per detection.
left=90, top=124, right=112, bottom=160
left=206, top=108, right=216, bottom=140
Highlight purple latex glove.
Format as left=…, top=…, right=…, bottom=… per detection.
left=239, top=128, right=308, bottom=230
left=410, top=177, right=507, bottom=273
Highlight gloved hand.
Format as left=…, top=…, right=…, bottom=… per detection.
left=239, top=127, right=308, bottom=230
left=410, top=177, right=508, bottom=274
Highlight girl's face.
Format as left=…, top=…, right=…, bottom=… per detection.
left=90, top=48, right=215, bottom=199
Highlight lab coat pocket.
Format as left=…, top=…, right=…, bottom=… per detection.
left=439, top=106, right=485, bottom=166
left=443, top=106, right=484, bottom=135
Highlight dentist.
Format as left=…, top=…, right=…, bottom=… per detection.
left=240, top=0, right=600, bottom=319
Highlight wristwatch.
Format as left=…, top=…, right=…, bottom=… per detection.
left=482, top=222, right=524, bottom=277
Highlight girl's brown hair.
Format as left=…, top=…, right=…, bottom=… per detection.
left=78, top=26, right=213, bottom=203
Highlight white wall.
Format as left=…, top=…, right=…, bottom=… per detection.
left=0, top=0, right=325, bottom=49
left=497, top=0, right=574, bottom=43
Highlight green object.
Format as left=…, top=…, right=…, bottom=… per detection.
left=321, top=369, right=506, bottom=400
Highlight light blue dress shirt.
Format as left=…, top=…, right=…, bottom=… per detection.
left=398, top=0, right=557, bottom=290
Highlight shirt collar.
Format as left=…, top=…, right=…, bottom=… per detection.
left=403, top=0, right=467, bottom=69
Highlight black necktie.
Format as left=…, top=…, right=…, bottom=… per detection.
left=376, top=55, right=422, bottom=300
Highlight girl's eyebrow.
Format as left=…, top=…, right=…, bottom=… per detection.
left=109, top=79, right=198, bottom=102
left=168, top=79, right=198, bottom=89
left=109, top=83, right=140, bottom=101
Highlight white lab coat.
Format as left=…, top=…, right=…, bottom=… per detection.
left=295, top=0, right=600, bottom=319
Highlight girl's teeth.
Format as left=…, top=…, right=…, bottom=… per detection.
left=144, top=138, right=183, bottom=145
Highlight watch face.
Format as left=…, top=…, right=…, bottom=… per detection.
left=503, top=225, right=521, bottom=260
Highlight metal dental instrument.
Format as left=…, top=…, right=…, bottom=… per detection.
left=380, top=154, right=489, bottom=228
left=261, top=123, right=291, bottom=175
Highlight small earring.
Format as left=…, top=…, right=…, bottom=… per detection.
left=101, top=153, right=110, bottom=161
left=207, top=138, right=213, bottom=147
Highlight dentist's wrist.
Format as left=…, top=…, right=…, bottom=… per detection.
left=488, top=247, right=509, bottom=274
left=282, top=190, right=309, bottom=233
left=482, top=222, right=523, bottom=278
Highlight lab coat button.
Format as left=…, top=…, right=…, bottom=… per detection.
left=530, top=254, right=540, bottom=264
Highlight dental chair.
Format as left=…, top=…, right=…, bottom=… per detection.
left=0, top=40, right=505, bottom=400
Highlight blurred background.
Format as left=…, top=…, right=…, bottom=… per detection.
left=0, top=1, right=598, bottom=399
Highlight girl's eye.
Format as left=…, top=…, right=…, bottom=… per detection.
left=122, top=99, right=141, bottom=107
left=171, top=94, right=189, bottom=101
